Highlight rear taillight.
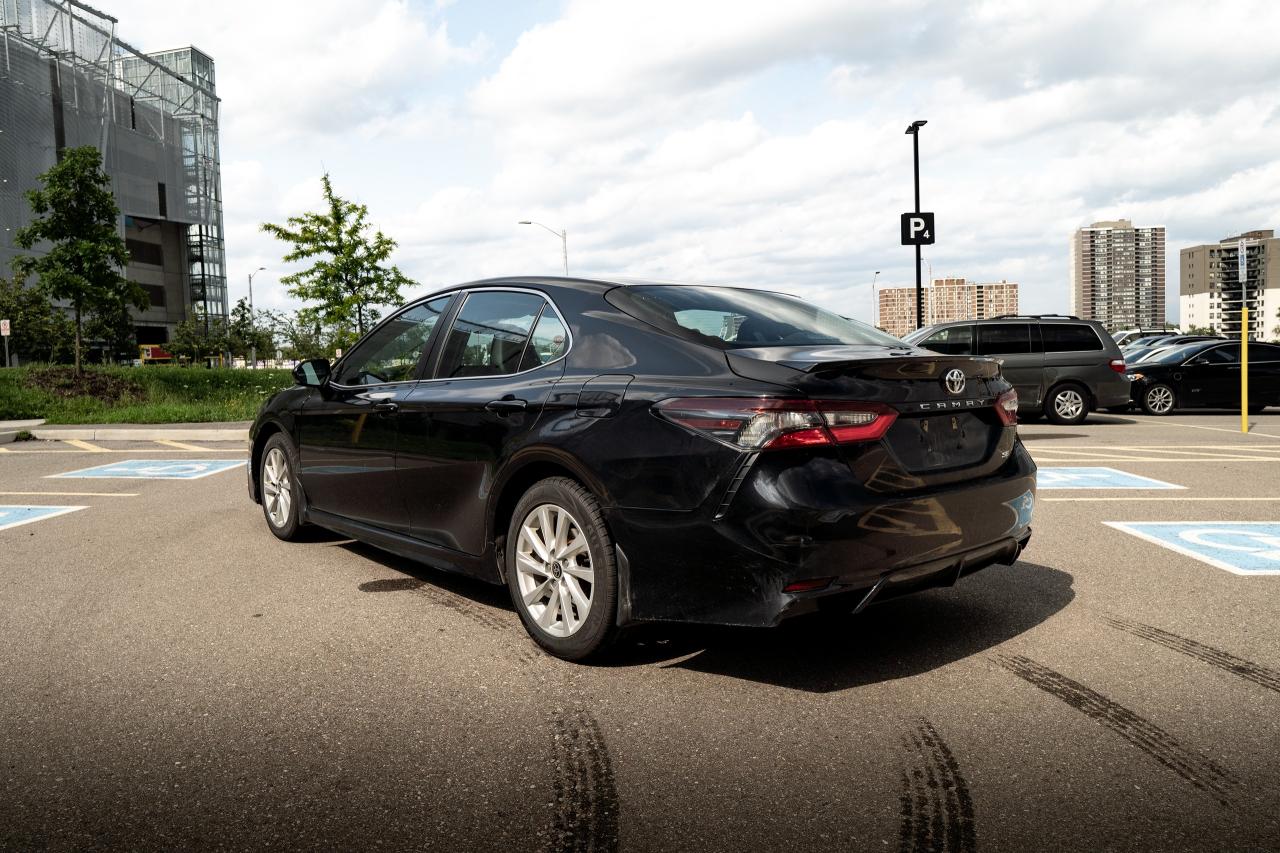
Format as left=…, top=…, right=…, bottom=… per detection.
left=1109, top=358, right=1126, bottom=373
left=996, top=389, right=1019, bottom=426
left=654, top=398, right=897, bottom=450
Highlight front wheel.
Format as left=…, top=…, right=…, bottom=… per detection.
left=1141, top=383, right=1176, bottom=416
left=1044, top=384, right=1089, bottom=425
left=506, top=477, right=619, bottom=661
left=260, top=433, right=305, bottom=540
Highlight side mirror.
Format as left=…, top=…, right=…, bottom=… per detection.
left=293, top=358, right=332, bottom=387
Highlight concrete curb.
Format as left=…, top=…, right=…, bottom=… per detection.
left=29, top=426, right=248, bottom=442
left=0, top=419, right=46, bottom=444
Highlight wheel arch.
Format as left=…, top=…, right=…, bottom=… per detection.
left=249, top=418, right=289, bottom=503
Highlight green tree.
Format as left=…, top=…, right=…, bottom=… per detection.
left=227, top=297, right=275, bottom=364
left=12, top=146, right=148, bottom=372
left=83, top=293, right=138, bottom=364
left=260, top=173, right=412, bottom=337
left=168, top=312, right=230, bottom=366
left=1184, top=325, right=1216, bottom=335
left=0, top=276, right=75, bottom=364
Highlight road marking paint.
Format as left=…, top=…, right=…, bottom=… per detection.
left=47, top=459, right=248, bottom=480
left=1045, top=496, right=1280, bottom=501
left=0, top=505, right=88, bottom=532
left=153, top=439, right=215, bottom=451
left=1026, top=458, right=1280, bottom=463
left=0, top=491, right=138, bottom=497
left=1036, top=467, right=1182, bottom=490
left=1104, top=521, right=1280, bottom=576
left=63, top=439, right=110, bottom=452
left=0, top=448, right=245, bottom=454
left=1135, top=421, right=1280, bottom=439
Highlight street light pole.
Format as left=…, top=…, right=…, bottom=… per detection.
left=905, top=120, right=927, bottom=330
left=248, top=266, right=265, bottom=368
left=518, top=221, right=569, bottom=276
left=870, top=270, right=881, bottom=327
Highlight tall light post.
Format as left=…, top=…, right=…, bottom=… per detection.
left=248, top=266, right=265, bottom=368
left=905, top=119, right=927, bottom=330
left=870, top=270, right=881, bottom=327
left=518, top=220, right=568, bottom=276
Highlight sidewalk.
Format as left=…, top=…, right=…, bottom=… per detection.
left=1, top=420, right=251, bottom=442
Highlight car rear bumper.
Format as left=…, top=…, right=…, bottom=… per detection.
left=606, top=441, right=1037, bottom=627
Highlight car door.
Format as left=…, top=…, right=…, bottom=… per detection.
left=396, top=289, right=569, bottom=554
left=1180, top=344, right=1238, bottom=408
left=295, top=296, right=454, bottom=534
left=1248, top=343, right=1280, bottom=405
left=976, top=323, right=1044, bottom=405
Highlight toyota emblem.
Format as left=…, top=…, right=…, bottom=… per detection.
left=943, top=368, right=966, bottom=396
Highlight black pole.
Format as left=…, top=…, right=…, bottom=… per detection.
left=912, top=129, right=922, bottom=330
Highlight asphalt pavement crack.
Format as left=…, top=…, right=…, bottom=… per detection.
left=898, top=717, right=976, bottom=853
left=1100, top=614, right=1280, bottom=694
left=992, top=653, right=1239, bottom=806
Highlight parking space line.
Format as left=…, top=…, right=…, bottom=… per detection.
left=63, top=439, right=110, bottom=453
left=1138, top=421, right=1280, bottom=439
left=0, top=491, right=139, bottom=497
left=0, top=505, right=88, bottom=532
left=154, top=439, right=216, bottom=451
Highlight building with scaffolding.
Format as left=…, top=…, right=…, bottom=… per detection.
left=0, top=0, right=225, bottom=348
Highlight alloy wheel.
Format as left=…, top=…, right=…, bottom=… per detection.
left=1146, top=386, right=1174, bottom=414
left=1054, top=389, right=1084, bottom=421
left=514, top=503, right=594, bottom=638
left=262, top=447, right=293, bottom=528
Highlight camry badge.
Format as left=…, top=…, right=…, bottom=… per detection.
left=943, top=368, right=966, bottom=396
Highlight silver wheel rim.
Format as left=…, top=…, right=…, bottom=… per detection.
left=1054, top=389, right=1084, bottom=420
left=262, top=447, right=293, bottom=528
left=515, top=503, right=594, bottom=638
left=1147, top=386, right=1174, bottom=414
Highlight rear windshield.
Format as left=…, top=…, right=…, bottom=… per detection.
left=606, top=285, right=902, bottom=349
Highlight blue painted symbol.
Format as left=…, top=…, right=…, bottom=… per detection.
left=49, top=459, right=247, bottom=480
left=1004, top=490, right=1035, bottom=533
left=0, top=505, right=88, bottom=532
left=1038, top=467, right=1182, bottom=490
left=1105, top=522, right=1280, bottom=576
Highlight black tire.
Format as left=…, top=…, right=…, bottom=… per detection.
left=259, top=433, right=305, bottom=541
left=506, top=477, right=618, bottom=661
left=1140, top=383, right=1176, bottom=416
left=1043, top=383, right=1090, bottom=426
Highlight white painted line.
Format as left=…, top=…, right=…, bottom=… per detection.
left=154, top=439, right=214, bottom=452
left=63, top=439, right=110, bottom=453
left=0, top=491, right=138, bottom=497
left=1036, top=467, right=1184, bottom=490
left=0, top=505, right=88, bottom=532
left=1138, top=421, right=1280, bottom=439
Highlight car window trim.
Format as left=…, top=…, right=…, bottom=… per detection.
left=424, top=286, right=574, bottom=383
left=327, top=291, right=461, bottom=391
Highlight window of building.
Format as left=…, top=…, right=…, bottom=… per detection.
left=141, top=284, right=165, bottom=307
left=126, top=239, right=164, bottom=267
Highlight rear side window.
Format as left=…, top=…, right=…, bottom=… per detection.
left=1193, top=345, right=1239, bottom=364
left=435, top=291, right=546, bottom=378
left=1042, top=324, right=1104, bottom=352
left=1250, top=344, right=1280, bottom=362
left=518, top=312, right=569, bottom=372
left=977, top=324, right=1033, bottom=355
left=918, top=325, right=974, bottom=355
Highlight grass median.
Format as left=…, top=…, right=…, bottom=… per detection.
left=0, top=365, right=294, bottom=424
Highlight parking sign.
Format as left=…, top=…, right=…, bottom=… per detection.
left=1105, top=522, right=1280, bottom=576
left=1, top=319, right=9, bottom=336
left=900, top=212, right=935, bottom=245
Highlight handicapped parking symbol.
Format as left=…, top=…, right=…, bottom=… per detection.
left=49, top=459, right=247, bottom=480
left=1105, top=522, right=1280, bottom=575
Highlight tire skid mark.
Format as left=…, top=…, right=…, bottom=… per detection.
left=544, top=707, right=620, bottom=853
left=993, top=653, right=1238, bottom=805
left=898, top=718, right=976, bottom=853
left=1101, top=614, right=1280, bottom=694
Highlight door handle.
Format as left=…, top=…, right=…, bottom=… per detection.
left=372, top=401, right=399, bottom=413
left=485, top=398, right=528, bottom=413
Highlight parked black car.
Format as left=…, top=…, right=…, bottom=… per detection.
left=249, top=278, right=1036, bottom=660
left=1126, top=339, right=1280, bottom=415
left=902, top=315, right=1130, bottom=425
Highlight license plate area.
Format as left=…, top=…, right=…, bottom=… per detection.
left=884, top=411, right=994, bottom=472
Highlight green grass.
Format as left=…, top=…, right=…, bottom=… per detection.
left=0, top=365, right=294, bottom=424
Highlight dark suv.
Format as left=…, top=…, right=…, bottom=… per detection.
left=902, top=315, right=1130, bottom=425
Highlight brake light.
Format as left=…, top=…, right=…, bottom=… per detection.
left=654, top=398, right=897, bottom=450
left=996, top=389, right=1019, bottom=426
left=1109, top=358, right=1126, bottom=373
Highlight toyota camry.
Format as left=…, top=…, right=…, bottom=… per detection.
left=248, top=277, right=1036, bottom=660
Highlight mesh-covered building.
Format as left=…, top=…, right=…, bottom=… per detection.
left=0, top=0, right=225, bottom=346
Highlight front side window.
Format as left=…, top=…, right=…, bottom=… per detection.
left=435, top=291, right=546, bottom=378
left=918, top=325, right=974, bottom=355
left=606, top=285, right=902, bottom=349
left=332, top=296, right=452, bottom=386
left=1042, top=324, right=1103, bottom=352
left=977, top=324, right=1033, bottom=355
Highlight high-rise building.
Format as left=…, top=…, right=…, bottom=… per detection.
left=1180, top=231, right=1279, bottom=338
left=0, top=1, right=225, bottom=350
left=877, top=278, right=1019, bottom=338
left=1069, top=219, right=1165, bottom=332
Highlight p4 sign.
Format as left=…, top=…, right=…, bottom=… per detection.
left=900, top=212, right=935, bottom=246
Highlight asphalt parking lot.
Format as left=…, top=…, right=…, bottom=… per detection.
left=2, top=414, right=1278, bottom=852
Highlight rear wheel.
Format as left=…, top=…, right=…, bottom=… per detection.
left=506, top=477, right=618, bottom=661
left=260, top=433, right=304, bottom=540
left=1044, top=384, right=1089, bottom=425
left=1141, top=383, right=1176, bottom=416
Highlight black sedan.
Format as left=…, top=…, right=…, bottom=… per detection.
left=1127, top=339, right=1280, bottom=415
left=248, top=277, right=1036, bottom=660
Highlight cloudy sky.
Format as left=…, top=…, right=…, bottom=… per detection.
left=106, top=0, right=1280, bottom=324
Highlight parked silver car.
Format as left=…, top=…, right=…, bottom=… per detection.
left=903, top=315, right=1131, bottom=425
